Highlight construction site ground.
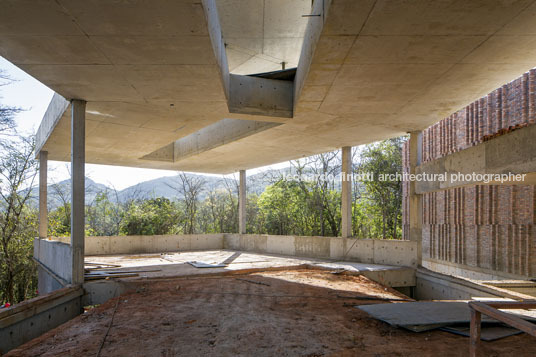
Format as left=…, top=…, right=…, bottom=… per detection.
left=7, top=269, right=536, bottom=356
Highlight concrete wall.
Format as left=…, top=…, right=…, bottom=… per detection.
left=34, top=238, right=72, bottom=294
left=0, top=286, right=82, bottom=354
left=415, top=268, right=536, bottom=301
left=49, top=234, right=224, bottom=255
left=402, top=68, right=536, bottom=281
left=224, top=234, right=418, bottom=268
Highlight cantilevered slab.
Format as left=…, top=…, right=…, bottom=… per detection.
left=3, top=0, right=536, bottom=173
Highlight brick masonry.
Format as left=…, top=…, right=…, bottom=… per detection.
left=402, top=69, right=536, bottom=278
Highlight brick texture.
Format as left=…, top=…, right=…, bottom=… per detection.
left=402, top=69, right=536, bottom=278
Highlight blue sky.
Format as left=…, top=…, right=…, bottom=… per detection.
left=0, top=57, right=288, bottom=190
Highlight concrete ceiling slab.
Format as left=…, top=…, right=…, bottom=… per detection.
left=217, top=0, right=310, bottom=74
left=2, top=0, right=536, bottom=174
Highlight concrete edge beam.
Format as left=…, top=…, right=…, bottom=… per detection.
left=415, top=124, right=536, bottom=193
left=35, top=93, right=69, bottom=156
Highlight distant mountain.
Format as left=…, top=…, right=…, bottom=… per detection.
left=26, top=178, right=112, bottom=209
left=115, top=169, right=289, bottom=202
left=26, top=168, right=292, bottom=210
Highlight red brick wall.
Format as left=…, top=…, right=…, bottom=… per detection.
left=421, top=69, right=536, bottom=163
left=402, top=69, right=536, bottom=278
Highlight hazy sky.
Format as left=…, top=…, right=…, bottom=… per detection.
left=0, top=56, right=289, bottom=190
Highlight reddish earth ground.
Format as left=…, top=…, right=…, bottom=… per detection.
left=7, top=269, right=536, bottom=356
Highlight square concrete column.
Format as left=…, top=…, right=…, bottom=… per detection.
left=408, top=131, right=423, bottom=265
left=71, top=100, right=86, bottom=285
left=38, top=151, right=48, bottom=239
left=341, top=147, right=352, bottom=238
left=239, top=169, right=246, bottom=234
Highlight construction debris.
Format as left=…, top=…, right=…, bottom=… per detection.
left=357, top=301, right=536, bottom=340
left=187, top=261, right=227, bottom=268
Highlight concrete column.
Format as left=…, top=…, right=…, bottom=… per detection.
left=71, top=100, right=86, bottom=285
left=409, top=131, right=423, bottom=265
left=341, top=147, right=352, bottom=238
left=239, top=169, right=246, bottom=234
left=38, top=151, right=48, bottom=239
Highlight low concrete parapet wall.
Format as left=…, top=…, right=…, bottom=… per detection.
left=34, top=238, right=72, bottom=293
left=48, top=234, right=225, bottom=255
left=224, top=234, right=418, bottom=268
left=0, top=285, right=82, bottom=354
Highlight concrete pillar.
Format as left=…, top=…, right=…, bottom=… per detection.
left=239, top=169, right=246, bottom=234
left=408, top=131, right=423, bottom=265
left=38, top=151, right=48, bottom=239
left=71, top=100, right=86, bottom=285
left=341, top=146, right=352, bottom=238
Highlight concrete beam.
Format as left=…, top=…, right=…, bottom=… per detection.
left=341, top=147, right=352, bottom=238
left=141, top=119, right=281, bottom=163
left=174, top=119, right=281, bottom=162
left=239, top=170, right=246, bottom=234
left=415, top=124, right=536, bottom=193
left=408, top=132, right=423, bottom=265
left=227, top=74, right=294, bottom=118
left=294, top=0, right=331, bottom=110
left=71, top=100, right=85, bottom=285
left=38, top=151, right=48, bottom=239
left=35, top=93, right=69, bottom=155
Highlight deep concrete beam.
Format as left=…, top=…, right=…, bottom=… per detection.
left=142, top=119, right=281, bottom=163
left=35, top=94, right=69, bottom=156
left=227, top=74, right=294, bottom=118
left=71, top=100, right=85, bottom=285
left=38, top=151, right=48, bottom=239
left=408, top=132, right=423, bottom=265
left=341, top=146, right=352, bottom=238
left=415, top=124, right=536, bottom=194
left=239, top=170, right=246, bottom=234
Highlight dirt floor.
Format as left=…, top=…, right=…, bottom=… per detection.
left=7, top=269, right=536, bottom=356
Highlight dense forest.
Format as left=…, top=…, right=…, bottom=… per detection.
left=0, top=69, right=406, bottom=305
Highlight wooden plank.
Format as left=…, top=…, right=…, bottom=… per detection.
left=469, top=302, right=536, bottom=336
left=470, top=309, right=481, bottom=357
left=482, top=301, right=536, bottom=309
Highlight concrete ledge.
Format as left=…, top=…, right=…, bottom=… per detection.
left=415, top=268, right=535, bottom=300
left=0, top=285, right=82, bottom=354
left=422, top=258, right=535, bottom=281
left=416, top=124, right=536, bottom=193
left=47, top=234, right=225, bottom=255
left=224, top=234, right=418, bottom=268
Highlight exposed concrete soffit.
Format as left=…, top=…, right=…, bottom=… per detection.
left=35, top=93, right=70, bottom=157
left=203, top=0, right=327, bottom=119
left=415, top=124, right=536, bottom=193
left=141, top=118, right=282, bottom=163
left=294, top=0, right=330, bottom=112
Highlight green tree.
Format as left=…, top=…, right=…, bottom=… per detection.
left=355, top=137, right=405, bottom=239
left=120, top=198, right=179, bottom=235
left=0, top=137, right=38, bottom=304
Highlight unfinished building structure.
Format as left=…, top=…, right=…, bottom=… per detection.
left=1, top=0, right=536, bottom=355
